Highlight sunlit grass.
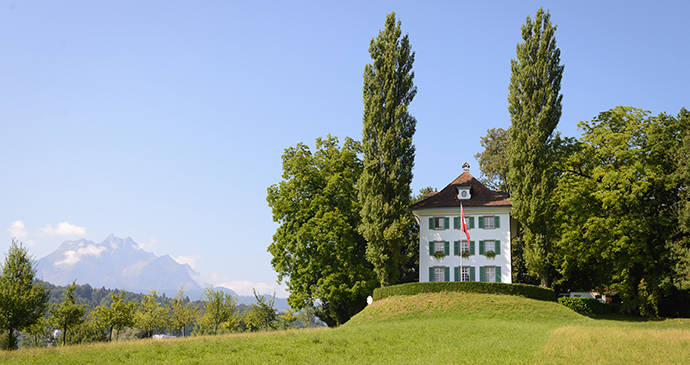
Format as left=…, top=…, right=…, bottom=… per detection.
left=1, top=292, right=688, bottom=364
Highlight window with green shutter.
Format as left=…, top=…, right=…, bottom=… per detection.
left=444, top=241, right=450, bottom=255
left=444, top=217, right=450, bottom=230
left=479, top=266, right=485, bottom=282
left=469, top=216, right=475, bottom=229
left=494, top=216, right=500, bottom=229
left=444, top=267, right=450, bottom=282
left=469, top=266, right=476, bottom=281
left=454, top=266, right=460, bottom=281
left=454, top=241, right=460, bottom=256
left=470, top=241, right=475, bottom=255
left=429, top=217, right=434, bottom=230
left=478, top=216, right=484, bottom=229
left=495, top=266, right=502, bottom=283
left=429, top=242, right=435, bottom=256
left=429, top=267, right=435, bottom=282
left=495, top=240, right=500, bottom=255
left=453, top=217, right=459, bottom=229
left=479, top=240, right=485, bottom=255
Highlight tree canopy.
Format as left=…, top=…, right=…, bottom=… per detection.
left=267, top=136, right=375, bottom=327
left=474, top=128, right=510, bottom=192
left=359, top=11, right=417, bottom=287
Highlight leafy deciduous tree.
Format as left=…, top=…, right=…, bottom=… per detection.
left=199, top=287, right=236, bottom=335
left=50, top=280, right=87, bottom=346
left=246, top=289, right=277, bottom=331
left=474, top=128, right=510, bottom=192
left=267, top=136, right=375, bottom=327
left=554, top=106, right=687, bottom=316
left=94, top=291, right=137, bottom=341
left=359, top=11, right=418, bottom=287
left=170, top=287, right=198, bottom=337
left=135, top=289, right=170, bottom=338
left=507, top=7, right=564, bottom=287
left=0, top=240, right=49, bottom=350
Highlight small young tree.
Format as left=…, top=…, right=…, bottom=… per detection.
left=199, top=287, right=236, bottom=335
left=246, top=289, right=277, bottom=331
left=50, top=280, right=87, bottom=346
left=0, top=239, right=50, bottom=350
left=134, top=289, right=170, bottom=338
left=94, top=291, right=137, bottom=341
left=170, top=287, right=198, bottom=337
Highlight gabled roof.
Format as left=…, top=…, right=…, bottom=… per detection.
left=411, top=172, right=511, bottom=209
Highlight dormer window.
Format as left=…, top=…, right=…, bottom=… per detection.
left=457, top=186, right=471, bottom=200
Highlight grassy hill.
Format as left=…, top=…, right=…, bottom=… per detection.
left=2, top=291, right=689, bottom=364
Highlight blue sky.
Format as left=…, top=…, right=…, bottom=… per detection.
left=1, top=1, right=688, bottom=297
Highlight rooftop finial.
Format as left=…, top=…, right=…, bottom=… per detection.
left=462, top=162, right=470, bottom=172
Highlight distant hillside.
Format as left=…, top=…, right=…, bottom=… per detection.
left=36, top=234, right=290, bottom=310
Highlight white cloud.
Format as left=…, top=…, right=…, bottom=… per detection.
left=172, top=254, right=200, bottom=269
left=40, top=222, right=86, bottom=236
left=54, top=245, right=106, bottom=266
left=7, top=220, right=27, bottom=240
left=136, top=237, right=157, bottom=251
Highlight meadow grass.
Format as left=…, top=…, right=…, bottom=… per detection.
left=1, top=292, right=687, bottom=364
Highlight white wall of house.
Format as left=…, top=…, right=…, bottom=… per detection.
left=414, top=206, right=512, bottom=284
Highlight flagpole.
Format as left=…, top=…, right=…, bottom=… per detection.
left=460, top=203, right=463, bottom=282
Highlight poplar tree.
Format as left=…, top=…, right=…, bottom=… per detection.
left=507, top=8, right=564, bottom=287
left=359, top=11, right=417, bottom=286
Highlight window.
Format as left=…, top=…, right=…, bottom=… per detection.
left=461, top=240, right=469, bottom=253
left=429, top=217, right=449, bottom=230
left=453, top=240, right=470, bottom=255
left=453, top=216, right=474, bottom=230
left=455, top=266, right=475, bottom=281
left=434, top=267, right=445, bottom=282
left=484, top=266, right=495, bottom=282
left=460, top=266, right=469, bottom=281
left=435, top=241, right=445, bottom=253
left=484, top=240, right=495, bottom=254
left=479, top=266, right=502, bottom=283
left=483, top=216, right=495, bottom=229
left=478, top=216, right=500, bottom=229
left=429, top=266, right=450, bottom=282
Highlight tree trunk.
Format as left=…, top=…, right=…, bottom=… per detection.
left=62, top=323, right=67, bottom=346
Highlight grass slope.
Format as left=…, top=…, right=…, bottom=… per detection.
left=2, top=292, right=688, bottom=364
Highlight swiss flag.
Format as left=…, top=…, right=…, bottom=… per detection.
left=461, top=204, right=470, bottom=243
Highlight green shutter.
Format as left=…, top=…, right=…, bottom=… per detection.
left=444, top=267, right=450, bottom=282
left=454, top=241, right=460, bottom=256
left=444, top=241, right=450, bottom=255
left=478, top=216, right=484, bottom=229
left=470, top=267, right=476, bottom=281
left=469, top=216, right=475, bottom=229
left=453, top=217, right=459, bottom=229
left=429, top=242, right=434, bottom=256
left=429, top=267, right=435, bottom=282
left=495, top=240, right=500, bottom=255
left=479, top=266, right=485, bottom=282
left=470, top=241, right=475, bottom=255
left=479, top=240, right=485, bottom=255
left=444, top=217, right=450, bottom=230
left=494, top=216, right=500, bottom=229
left=429, top=217, right=434, bottom=230
left=454, top=266, right=460, bottom=282
left=496, top=266, right=502, bottom=283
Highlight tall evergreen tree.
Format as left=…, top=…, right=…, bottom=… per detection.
left=507, top=8, right=564, bottom=287
left=0, top=240, right=49, bottom=350
left=359, top=11, right=417, bottom=286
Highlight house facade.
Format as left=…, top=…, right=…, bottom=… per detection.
left=411, top=164, right=515, bottom=283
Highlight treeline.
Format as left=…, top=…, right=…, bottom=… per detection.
left=0, top=241, right=320, bottom=351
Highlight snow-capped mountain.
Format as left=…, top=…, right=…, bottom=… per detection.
left=36, top=234, right=206, bottom=299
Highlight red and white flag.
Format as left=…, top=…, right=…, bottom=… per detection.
left=460, top=204, right=470, bottom=243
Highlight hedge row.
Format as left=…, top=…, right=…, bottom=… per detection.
left=557, top=297, right=619, bottom=314
left=373, top=282, right=557, bottom=302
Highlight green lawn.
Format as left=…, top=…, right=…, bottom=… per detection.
left=2, top=292, right=688, bottom=364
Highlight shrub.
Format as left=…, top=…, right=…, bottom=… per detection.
left=557, top=297, right=618, bottom=315
left=373, top=282, right=556, bottom=302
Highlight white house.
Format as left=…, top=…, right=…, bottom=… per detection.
left=411, top=163, right=515, bottom=283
